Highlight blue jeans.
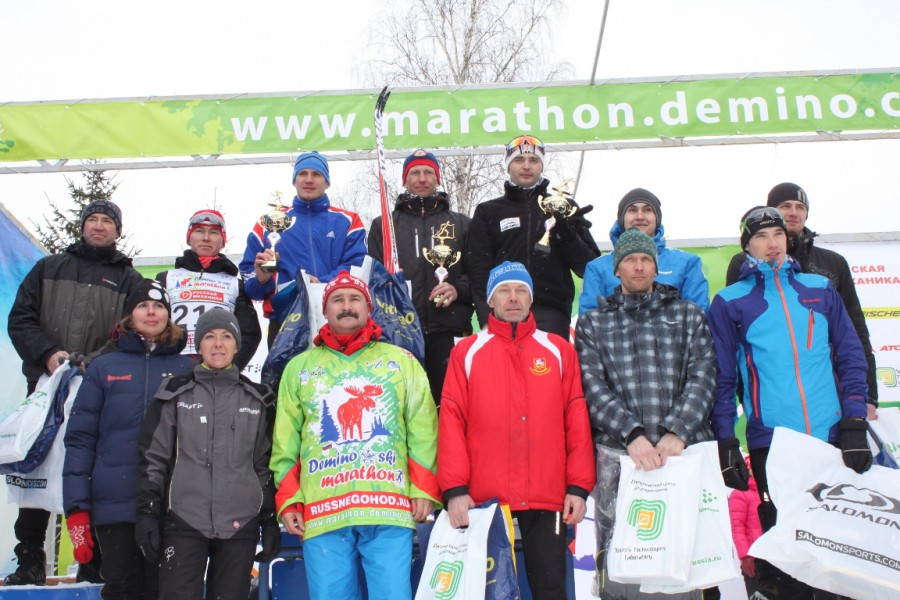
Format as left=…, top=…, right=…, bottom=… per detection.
left=303, top=525, right=413, bottom=600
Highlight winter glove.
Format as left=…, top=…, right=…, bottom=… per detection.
left=68, top=352, right=89, bottom=373
left=839, top=417, right=872, bottom=474
left=717, top=437, right=750, bottom=491
left=135, top=515, right=162, bottom=564
left=66, top=510, right=94, bottom=564
left=254, top=520, right=282, bottom=563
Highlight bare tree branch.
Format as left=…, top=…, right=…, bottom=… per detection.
left=351, top=0, right=571, bottom=216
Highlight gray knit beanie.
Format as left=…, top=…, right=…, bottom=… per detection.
left=194, top=308, right=241, bottom=351
left=617, top=188, right=662, bottom=230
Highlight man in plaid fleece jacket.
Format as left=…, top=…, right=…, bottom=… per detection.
left=574, top=227, right=717, bottom=598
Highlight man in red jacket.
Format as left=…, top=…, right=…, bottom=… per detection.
left=438, top=261, right=595, bottom=600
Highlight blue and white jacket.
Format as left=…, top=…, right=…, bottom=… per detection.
left=578, top=223, right=709, bottom=314
left=708, top=256, right=868, bottom=450
left=240, top=194, right=367, bottom=312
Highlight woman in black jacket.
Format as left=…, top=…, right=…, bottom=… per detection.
left=63, top=279, right=196, bottom=600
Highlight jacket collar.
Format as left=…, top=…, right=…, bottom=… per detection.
left=487, top=312, right=537, bottom=341
left=314, top=317, right=383, bottom=355
left=174, top=250, right=238, bottom=275
left=503, top=178, right=550, bottom=202
left=605, top=282, right=679, bottom=313
left=293, top=194, right=330, bottom=214
left=115, top=328, right=188, bottom=355
left=395, top=191, right=450, bottom=214
left=194, top=362, right=241, bottom=385
left=67, top=240, right=132, bottom=266
left=738, top=254, right=799, bottom=281
left=609, top=222, right=667, bottom=250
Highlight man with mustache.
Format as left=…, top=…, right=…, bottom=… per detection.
left=270, top=271, right=439, bottom=600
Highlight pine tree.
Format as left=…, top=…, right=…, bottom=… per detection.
left=31, top=162, right=140, bottom=256
left=320, top=399, right=340, bottom=443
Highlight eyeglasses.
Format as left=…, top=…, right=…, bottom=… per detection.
left=190, top=211, right=226, bottom=229
left=740, top=206, right=784, bottom=235
left=506, top=135, right=544, bottom=153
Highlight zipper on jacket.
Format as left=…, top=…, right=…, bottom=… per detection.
left=306, top=211, right=318, bottom=276
left=415, top=227, right=420, bottom=258
left=807, top=309, right=814, bottom=350
left=772, top=265, right=812, bottom=435
left=746, top=354, right=761, bottom=420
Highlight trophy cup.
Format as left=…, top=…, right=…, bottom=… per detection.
left=423, top=221, right=462, bottom=304
left=258, top=192, right=296, bottom=273
left=535, top=178, right=577, bottom=252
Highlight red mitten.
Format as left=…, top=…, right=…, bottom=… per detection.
left=66, top=510, right=94, bottom=564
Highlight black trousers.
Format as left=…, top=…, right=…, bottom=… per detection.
left=159, top=534, right=256, bottom=600
left=530, top=305, right=572, bottom=341
left=512, top=509, right=568, bottom=600
left=95, top=523, right=158, bottom=600
left=423, top=331, right=458, bottom=406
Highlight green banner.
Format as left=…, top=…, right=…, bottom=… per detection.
left=2, top=71, right=898, bottom=162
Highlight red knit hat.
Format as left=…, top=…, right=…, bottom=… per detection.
left=402, top=149, right=441, bottom=186
left=186, top=209, right=226, bottom=244
left=322, top=271, right=372, bottom=312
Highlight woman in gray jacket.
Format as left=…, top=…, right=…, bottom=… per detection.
left=135, top=309, right=279, bottom=600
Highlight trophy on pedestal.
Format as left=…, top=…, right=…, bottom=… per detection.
left=423, top=221, right=461, bottom=304
left=258, top=192, right=296, bottom=273
left=535, top=178, right=577, bottom=252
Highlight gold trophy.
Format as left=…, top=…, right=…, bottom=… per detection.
left=535, top=178, right=577, bottom=252
left=423, top=221, right=462, bottom=304
left=258, top=192, right=296, bottom=273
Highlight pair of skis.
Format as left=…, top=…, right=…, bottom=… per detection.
left=374, top=86, right=399, bottom=275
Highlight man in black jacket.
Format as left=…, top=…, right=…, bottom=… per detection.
left=6, top=200, right=143, bottom=586
left=369, top=150, right=474, bottom=404
left=725, top=183, right=878, bottom=419
left=467, top=135, right=599, bottom=339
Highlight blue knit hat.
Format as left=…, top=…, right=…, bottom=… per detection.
left=486, top=261, right=533, bottom=302
left=292, top=151, right=330, bottom=185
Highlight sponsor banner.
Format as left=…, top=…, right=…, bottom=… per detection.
left=819, top=241, right=900, bottom=406
left=2, top=70, right=900, bottom=162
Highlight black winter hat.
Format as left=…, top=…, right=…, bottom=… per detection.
left=125, top=279, right=170, bottom=316
left=767, top=182, right=809, bottom=210
left=739, top=206, right=788, bottom=249
left=81, top=200, right=123, bottom=236
left=617, top=188, right=662, bottom=230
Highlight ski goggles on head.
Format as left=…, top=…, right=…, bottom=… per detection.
left=187, top=209, right=227, bottom=243
left=189, top=210, right=226, bottom=229
left=504, top=135, right=545, bottom=168
left=739, top=206, right=786, bottom=245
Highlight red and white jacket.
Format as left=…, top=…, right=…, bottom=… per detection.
left=438, top=313, right=595, bottom=511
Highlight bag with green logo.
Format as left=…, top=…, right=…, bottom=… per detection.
left=415, top=499, right=519, bottom=600
left=607, top=453, right=701, bottom=585
left=640, top=441, right=742, bottom=593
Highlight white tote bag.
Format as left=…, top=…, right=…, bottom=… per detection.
left=640, top=441, right=742, bottom=593
left=6, top=374, right=82, bottom=512
left=607, top=453, right=701, bottom=585
left=0, top=365, right=71, bottom=464
left=869, top=406, right=900, bottom=467
left=749, top=427, right=900, bottom=599
left=415, top=504, right=497, bottom=600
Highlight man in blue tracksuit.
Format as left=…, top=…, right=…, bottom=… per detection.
left=240, top=151, right=367, bottom=345
left=579, top=188, right=709, bottom=314
left=708, top=206, right=870, bottom=600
